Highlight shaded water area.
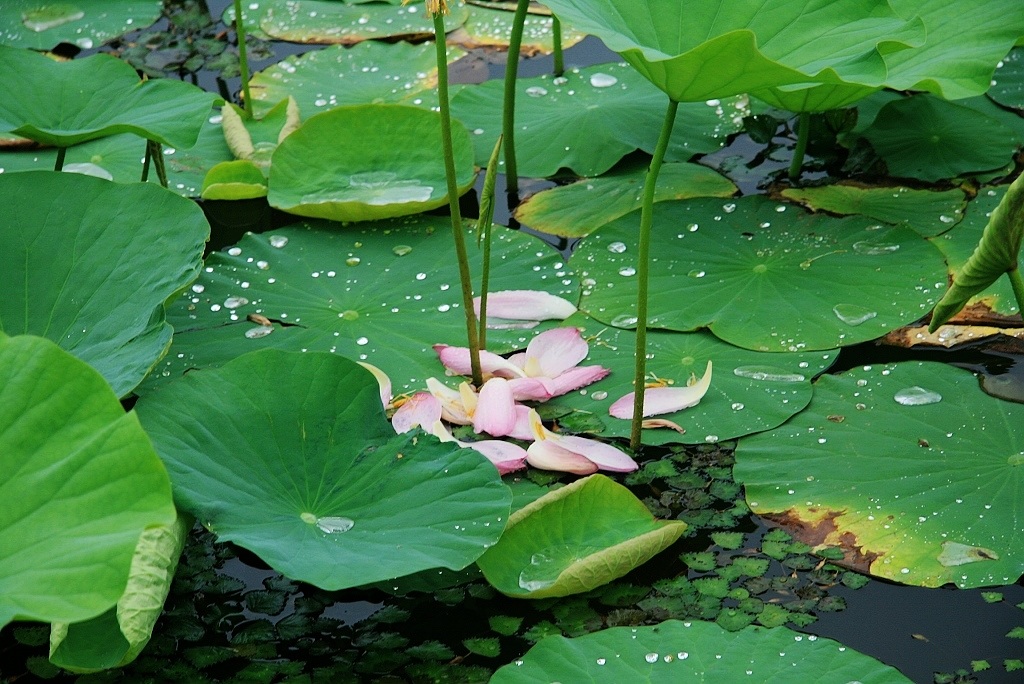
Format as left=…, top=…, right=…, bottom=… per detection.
left=3, top=2, right=1024, bottom=683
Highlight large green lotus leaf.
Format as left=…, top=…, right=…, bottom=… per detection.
left=0, top=171, right=209, bottom=396
left=781, top=184, right=967, bottom=238
left=573, top=196, right=948, bottom=352
left=450, top=63, right=749, bottom=177
left=248, top=41, right=465, bottom=120
left=0, top=46, right=217, bottom=149
left=476, top=475, right=686, bottom=599
left=544, top=316, right=836, bottom=446
left=164, top=114, right=234, bottom=197
left=884, top=0, right=1024, bottom=99
left=450, top=4, right=585, bottom=54
left=134, top=350, right=511, bottom=590
left=0, top=1, right=162, bottom=50
left=49, top=514, right=190, bottom=673
left=227, top=0, right=468, bottom=45
left=540, top=0, right=922, bottom=103
left=859, top=94, right=1024, bottom=182
left=269, top=104, right=475, bottom=222
left=490, top=620, right=912, bottom=683
left=139, top=216, right=577, bottom=395
left=0, top=334, right=176, bottom=629
left=928, top=182, right=1023, bottom=324
left=514, top=162, right=736, bottom=238
left=735, top=361, right=1024, bottom=589
left=989, top=47, right=1024, bottom=110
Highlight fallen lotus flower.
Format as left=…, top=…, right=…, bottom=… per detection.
left=435, top=327, right=608, bottom=401
left=415, top=378, right=532, bottom=439
left=473, top=289, right=577, bottom=329
left=525, top=409, right=638, bottom=475
left=609, top=361, right=713, bottom=419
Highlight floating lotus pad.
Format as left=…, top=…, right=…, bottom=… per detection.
left=989, top=47, right=1024, bottom=110
left=544, top=318, right=836, bottom=446
left=541, top=0, right=922, bottom=106
left=884, top=0, right=1024, bottom=100
left=139, top=216, right=577, bottom=395
left=49, top=515, right=190, bottom=673
left=735, top=361, right=1024, bottom=589
left=780, top=184, right=966, bottom=238
left=0, top=46, right=217, bottom=149
left=0, top=0, right=162, bottom=50
left=476, top=475, right=686, bottom=599
left=0, top=171, right=209, bottom=396
left=135, top=350, right=511, bottom=591
left=858, top=94, right=1024, bottom=182
left=248, top=41, right=464, bottom=119
left=929, top=185, right=1022, bottom=321
left=491, top=620, right=912, bottom=683
left=269, top=104, right=475, bottom=222
left=451, top=63, right=749, bottom=177
left=0, top=334, right=176, bottom=629
left=514, top=162, right=737, bottom=238
left=451, top=4, right=585, bottom=55
left=573, top=196, right=948, bottom=352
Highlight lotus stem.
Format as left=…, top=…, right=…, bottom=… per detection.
left=1010, top=267, right=1024, bottom=321
left=552, top=15, right=564, bottom=77
left=630, top=98, right=679, bottom=451
left=788, top=111, right=810, bottom=181
left=54, top=147, right=66, bottom=172
left=501, top=0, right=531, bottom=198
left=434, top=13, right=483, bottom=386
left=233, top=0, right=253, bottom=117
left=477, top=136, right=503, bottom=350
left=146, top=140, right=168, bottom=188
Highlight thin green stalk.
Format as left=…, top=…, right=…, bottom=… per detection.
left=233, top=0, right=253, bottom=117
left=501, top=0, right=531, bottom=198
left=788, top=111, right=810, bottom=181
left=1009, top=267, right=1024, bottom=319
left=630, top=98, right=679, bottom=451
left=147, top=139, right=168, bottom=188
left=54, top=147, right=66, bottom=172
left=552, top=15, right=564, bottom=77
left=477, top=135, right=503, bottom=350
left=434, top=13, right=483, bottom=386
left=141, top=142, right=151, bottom=181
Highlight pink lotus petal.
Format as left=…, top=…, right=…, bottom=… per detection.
left=523, top=327, right=588, bottom=378
left=609, top=360, right=713, bottom=419
left=508, top=404, right=535, bottom=441
left=391, top=392, right=441, bottom=434
left=472, top=377, right=518, bottom=437
left=463, top=439, right=528, bottom=475
left=478, top=317, right=541, bottom=331
left=549, top=434, right=638, bottom=472
left=425, top=377, right=471, bottom=424
left=508, top=376, right=555, bottom=402
left=474, top=290, right=577, bottom=324
left=433, top=344, right=525, bottom=379
left=538, top=364, right=610, bottom=398
left=526, top=439, right=599, bottom=475
left=357, top=361, right=392, bottom=409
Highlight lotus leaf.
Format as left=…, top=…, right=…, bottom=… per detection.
left=573, top=196, right=948, bottom=352
left=540, top=0, right=922, bottom=104
left=544, top=317, right=835, bottom=446
left=0, top=46, right=217, bottom=149
left=735, top=361, right=1024, bottom=588
left=140, top=216, right=576, bottom=396
left=451, top=62, right=749, bottom=177
left=135, top=350, right=511, bottom=590
left=0, top=0, right=162, bottom=50
left=476, top=475, right=686, bottom=599
left=49, top=515, right=191, bottom=672
left=0, top=334, right=176, bottom=629
left=514, top=162, right=736, bottom=238
left=248, top=41, right=465, bottom=119
left=929, top=176, right=1024, bottom=329
left=859, top=94, right=1024, bottom=182
left=884, top=0, right=1024, bottom=100
left=451, top=4, right=585, bottom=54
left=990, top=48, right=1024, bottom=110
left=201, top=160, right=268, bottom=200
left=491, top=620, right=912, bottom=683
left=269, top=104, right=475, bottom=222
left=0, top=171, right=209, bottom=396
left=0, top=133, right=145, bottom=181
left=781, top=184, right=966, bottom=238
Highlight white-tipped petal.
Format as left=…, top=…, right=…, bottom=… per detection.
left=523, top=327, right=589, bottom=378
left=610, top=361, right=712, bottom=419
